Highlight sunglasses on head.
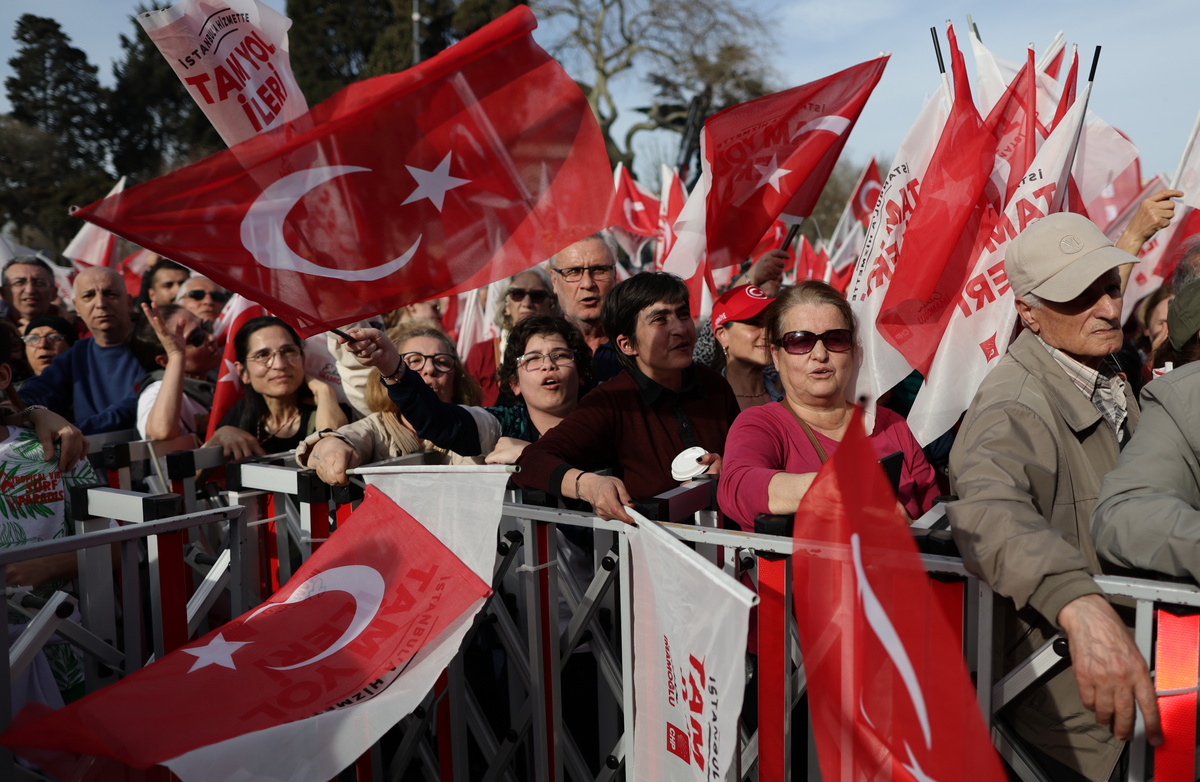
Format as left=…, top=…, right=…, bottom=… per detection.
left=184, top=289, right=229, bottom=303
left=774, top=329, right=853, bottom=355
left=508, top=288, right=550, bottom=304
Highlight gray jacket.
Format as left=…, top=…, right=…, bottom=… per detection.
left=948, top=328, right=1138, bottom=780
left=1093, top=360, right=1200, bottom=581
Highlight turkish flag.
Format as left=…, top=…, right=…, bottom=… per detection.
left=72, top=7, right=612, bottom=337
left=663, top=55, right=887, bottom=276
left=607, top=162, right=661, bottom=237
left=654, top=164, right=688, bottom=270
left=63, top=177, right=125, bottom=271
left=876, top=23, right=996, bottom=377
left=117, top=248, right=157, bottom=297
left=0, top=486, right=491, bottom=775
left=792, top=406, right=1008, bottom=782
left=205, top=293, right=268, bottom=439
left=848, top=156, right=882, bottom=228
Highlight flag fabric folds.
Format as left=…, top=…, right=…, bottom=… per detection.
left=792, top=406, right=1008, bottom=782
left=75, top=6, right=613, bottom=337
left=627, top=512, right=755, bottom=782
left=205, top=292, right=267, bottom=439
left=663, top=55, right=888, bottom=278
left=0, top=486, right=492, bottom=777
left=63, top=177, right=126, bottom=271
left=138, top=0, right=309, bottom=147
left=654, top=165, right=688, bottom=270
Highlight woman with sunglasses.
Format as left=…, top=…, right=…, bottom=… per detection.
left=207, top=316, right=348, bottom=459
left=298, top=320, right=486, bottom=481
left=176, top=276, right=229, bottom=322
left=465, top=268, right=557, bottom=405
left=130, top=303, right=220, bottom=441
left=718, top=281, right=937, bottom=531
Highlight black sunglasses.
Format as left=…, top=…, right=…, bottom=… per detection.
left=774, top=329, right=853, bottom=355
left=184, top=289, right=229, bottom=303
left=184, top=325, right=212, bottom=348
left=508, top=288, right=550, bottom=304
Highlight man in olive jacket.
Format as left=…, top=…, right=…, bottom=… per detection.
left=948, top=213, right=1161, bottom=780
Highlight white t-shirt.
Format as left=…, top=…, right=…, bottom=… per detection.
left=136, top=380, right=211, bottom=440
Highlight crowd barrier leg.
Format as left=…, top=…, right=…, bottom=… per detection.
left=1130, top=600, right=1155, bottom=782
left=522, top=519, right=562, bottom=781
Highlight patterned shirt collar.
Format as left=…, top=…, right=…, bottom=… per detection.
left=1034, top=334, right=1128, bottom=441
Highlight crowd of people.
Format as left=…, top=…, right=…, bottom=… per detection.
left=6, top=197, right=1200, bottom=778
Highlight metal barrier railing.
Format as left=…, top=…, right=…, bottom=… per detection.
left=5, top=435, right=1198, bottom=782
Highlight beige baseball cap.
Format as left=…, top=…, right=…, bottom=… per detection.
left=1005, top=213, right=1135, bottom=302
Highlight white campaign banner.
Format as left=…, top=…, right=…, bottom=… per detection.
left=627, top=512, right=756, bottom=782
left=164, top=468, right=510, bottom=782
left=139, top=0, right=308, bottom=147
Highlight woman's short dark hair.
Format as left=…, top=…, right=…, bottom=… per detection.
left=130, top=303, right=186, bottom=371
left=497, top=314, right=593, bottom=395
left=24, top=315, right=76, bottom=344
left=763, top=281, right=857, bottom=348
left=231, top=316, right=303, bottom=431
left=601, top=272, right=689, bottom=371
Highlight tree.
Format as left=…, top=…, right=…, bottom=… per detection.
left=108, top=6, right=223, bottom=181
left=532, top=0, right=775, bottom=169
left=5, top=15, right=109, bottom=173
left=287, top=0, right=401, bottom=104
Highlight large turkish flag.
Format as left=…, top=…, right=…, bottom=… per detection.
left=1, top=486, right=491, bottom=774
left=73, top=6, right=612, bottom=336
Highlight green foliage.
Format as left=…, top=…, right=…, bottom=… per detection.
left=287, top=0, right=400, bottom=103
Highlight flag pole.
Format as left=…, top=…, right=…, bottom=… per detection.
left=966, top=14, right=980, bottom=41
left=1050, top=47, right=1099, bottom=213
left=933, top=25, right=951, bottom=97
left=782, top=221, right=804, bottom=253
left=1170, top=108, right=1200, bottom=189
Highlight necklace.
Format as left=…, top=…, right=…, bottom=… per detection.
left=258, top=411, right=299, bottom=442
left=734, top=390, right=768, bottom=399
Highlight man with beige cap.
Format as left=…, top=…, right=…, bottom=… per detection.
left=948, top=213, right=1162, bottom=780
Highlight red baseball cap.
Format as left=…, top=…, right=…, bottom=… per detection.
left=711, top=285, right=771, bottom=330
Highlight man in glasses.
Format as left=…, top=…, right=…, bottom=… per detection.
left=947, top=214, right=1160, bottom=779
left=20, top=267, right=142, bottom=434
left=176, top=276, right=229, bottom=322
left=548, top=233, right=622, bottom=384
left=2, top=256, right=60, bottom=331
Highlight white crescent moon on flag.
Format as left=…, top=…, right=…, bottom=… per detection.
left=859, top=181, right=882, bottom=213
left=248, top=564, right=385, bottom=671
left=241, top=165, right=421, bottom=281
left=790, top=115, right=852, bottom=141
left=851, top=533, right=932, bottom=749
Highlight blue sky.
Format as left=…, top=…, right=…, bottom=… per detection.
left=2, top=1, right=1198, bottom=182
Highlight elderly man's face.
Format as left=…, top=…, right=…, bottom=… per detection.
left=1019, top=269, right=1124, bottom=365
left=551, top=238, right=615, bottom=326
left=74, top=268, right=133, bottom=345
left=3, top=263, right=55, bottom=322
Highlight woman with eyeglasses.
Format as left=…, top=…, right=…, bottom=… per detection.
left=298, top=320, right=488, bottom=482
left=130, top=303, right=220, bottom=441
left=20, top=316, right=76, bottom=378
left=718, top=281, right=937, bottom=531
left=464, top=268, right=557, bottom=405
left=206, top=316, right=348, bottom=460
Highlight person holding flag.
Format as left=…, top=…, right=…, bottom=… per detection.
left=948, top=213, right=1162, bottom=779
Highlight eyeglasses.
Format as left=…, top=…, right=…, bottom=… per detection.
left=246, top=344, right=303, bottom=367
left=23, top=333, right=66, bottom=346
left=7, top=277, right=50, bottom=289
left=553, top=265, right=614, bottom=283
left=774, top=329, right=853, bottom=355
left=507, top=288, right=550, bottom=304
left=183, top=289, right=229, bottom=304
left=516, top=349, right=576, bottom=372
left=400, top=352, right=456, bottom=374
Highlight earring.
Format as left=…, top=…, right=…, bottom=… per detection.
left=722, top=346, right=729, bottom=357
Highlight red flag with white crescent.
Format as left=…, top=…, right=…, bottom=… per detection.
left=793, top=406, right=1008, bottom=782
left=72, top=7, right=613, bottom=337
left=205, top=293, right=267, bottom=439
left=654, top=165, right=688, bottom=270
left=0, top=486, right=491, bottom=775
left=663, top=55, right=888, bottom=277
left=607, top=162, right=661, bottom=237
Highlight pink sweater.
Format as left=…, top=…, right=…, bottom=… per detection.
left=718, top=402, right=938, bottom=531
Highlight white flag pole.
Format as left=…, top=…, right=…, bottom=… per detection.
left=1170, top=108, right=1200, bottom=189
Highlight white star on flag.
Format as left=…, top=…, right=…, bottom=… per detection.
left=183, top=633, right=251, bottom=673
left=754, top=154, right=792, bottom=193
left=403, top=152, right=470, bottom=211
left=218, top=359, right=238, bottom=384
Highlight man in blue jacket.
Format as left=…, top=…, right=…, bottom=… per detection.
left=21, top=266, right=141, bottom=434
